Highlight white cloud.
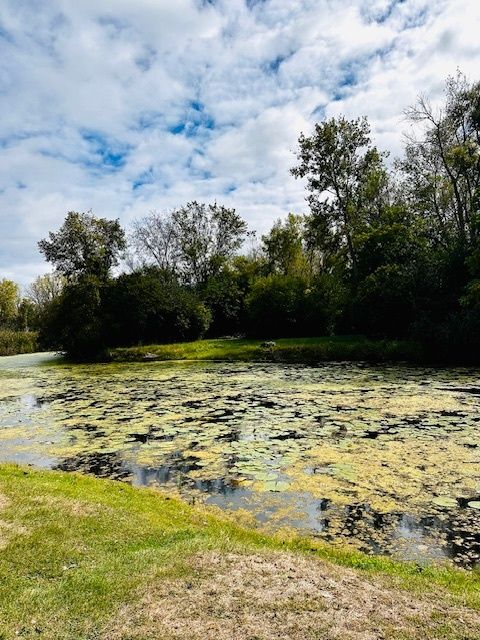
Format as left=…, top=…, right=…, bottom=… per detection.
left=0, top=0, right=479, bottom=283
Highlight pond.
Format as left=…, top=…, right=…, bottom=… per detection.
left=1, top=352, right=480, bottom=567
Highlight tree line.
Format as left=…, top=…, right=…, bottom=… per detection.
left=2, top=72, right=480, bottom=361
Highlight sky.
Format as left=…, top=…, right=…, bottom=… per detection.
left=1, top=0, right=480, bottom=285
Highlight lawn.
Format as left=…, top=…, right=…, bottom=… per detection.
left=109, top=335, right=422, bottom=364
left=0, top=464, right=479, bottom=639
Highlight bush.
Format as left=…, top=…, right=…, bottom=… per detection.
left=351, top=265, right=415, bottom=337
left=202, top=271, right=244, bottom=336
left=245, top=274, right=342, bottom=338
left=104, top=269, right=211, bottom=347
left=0, top=330, right=38, bottom=356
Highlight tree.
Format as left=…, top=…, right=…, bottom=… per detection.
left=0, top=279, right=19, bottom=328
left=132, top=202, right=247, bottom=286
left=262, top=214, right=308, bottom=277
left=24, top=272, right=65, bottom=333
left=402, top=72, right=480, bottom=249
left=26, top=272, right=65, bottom=308
left=104, top=268, right=211, bottom=346
left=202, top=268, right=244, bottom=336
left=245, top=274, right=307, bottom=337
left=291, top=117, right=390, bottom=274
left=43, top=276, right=105, bottom=359
left=131, top=211, right=179, bottom=273
left=38, top=211, right=126, bottom=281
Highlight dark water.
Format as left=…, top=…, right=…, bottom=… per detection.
left=1, top=352, right=480, bottom=567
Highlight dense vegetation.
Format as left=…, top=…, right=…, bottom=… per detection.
left=2, top=73, right=480, bottom=361
left=0, top=330, right=37, bottom=356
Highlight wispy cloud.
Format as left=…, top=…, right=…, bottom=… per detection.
left=0, top=0, right=479, bottom=284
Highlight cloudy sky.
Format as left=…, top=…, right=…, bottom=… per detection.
left=1, top=0, right=480, bottom=284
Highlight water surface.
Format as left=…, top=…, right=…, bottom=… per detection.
left=1, top=352, right=480, bottom=566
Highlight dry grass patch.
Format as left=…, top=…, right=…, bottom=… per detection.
left=30, top=494, right=103, bottom=517
left=105, top=551, right=480, bottom=640
left=0, top=493, right=10, bottom=511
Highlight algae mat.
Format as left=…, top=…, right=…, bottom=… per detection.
left=1, top=352, right=480, bottom=566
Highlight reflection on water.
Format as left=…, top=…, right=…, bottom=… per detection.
left=1, top=352, right=480, bottom=566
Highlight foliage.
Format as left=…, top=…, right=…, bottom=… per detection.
left=245, top=274, right=308, bottom=337
left=24, top=272, right=65, bottom=333
left=104, top=268, right=211, bottom=346
left=401, top=72, right=480, bottom=249
left=262, top=214, right=308, bottom=276
left=14, top=72, right=480, bottom=362
left=0, top=330, right=37, bottom=356
left=45, top=276, right=106, bottom=360
left=291, top=116, right=390, bottom=272
left=132, top=201, right=247, bottom=286
left=201, top=269, right=244, bottom=336
left=38, top=266, right=211, bottom=358
left=38, top=211, right=126, bottom=281
left=0, top=279, right=19, bottom=328
left=27, top=272, right=65, bottom=309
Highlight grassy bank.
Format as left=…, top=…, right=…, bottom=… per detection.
left=110, top=335, right=422, bottom=365
left=0, top=464, right=479, bottom=639
left=0, top=330, right=38, bottom=356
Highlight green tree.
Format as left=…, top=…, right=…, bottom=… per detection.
left=104, top=268, right=211, bottom=346
left=27, top=272, right=65, bottom=308
left=245, top=274, right=307, bottom=337
left=23, top=272, right=65, bottom=334
left=402, top=72, right=480, bottom=249
left=0, top=279, right=19, bottom=328
left=262, top=214, right=308, bottom=277
left=45, top=276, right=105, bottom=360
left=38, top=211, right=126, bottom=281
left=291, top=116, right=389, bottom=273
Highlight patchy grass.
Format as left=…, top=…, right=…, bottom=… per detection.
left=0, top=464, right=479, bottom=640
left=0, top=331, right=38, bottom=356
left=110, top=336, right=422, bottom=365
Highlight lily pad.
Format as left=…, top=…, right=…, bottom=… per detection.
left=432, top=496, right=458, bottom=508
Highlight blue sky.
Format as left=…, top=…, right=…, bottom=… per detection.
left=1, top=0, right=479, bottom=284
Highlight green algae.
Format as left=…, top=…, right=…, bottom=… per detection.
left=1, top=353, right=480, bottom=564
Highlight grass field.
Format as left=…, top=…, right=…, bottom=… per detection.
left=110, top=336, right=422, bottom=365
left=0, top=330, right=38, bottom=356
left=0, top=464, right=479, bottom=639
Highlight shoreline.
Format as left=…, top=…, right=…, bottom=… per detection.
left=0, top=464, right=479, bottom=639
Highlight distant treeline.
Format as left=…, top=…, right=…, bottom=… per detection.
left=3, top=73, right=480, bottom=362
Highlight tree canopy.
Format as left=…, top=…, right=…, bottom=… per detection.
left=12, top=72, right=480, bottom=363
left=38, top=211, right=126, bottom=281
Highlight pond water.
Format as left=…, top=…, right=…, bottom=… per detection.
left=1, top=352, right=480, bottom=567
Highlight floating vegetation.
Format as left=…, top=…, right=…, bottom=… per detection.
left=1, top=353, right=480, bottom=566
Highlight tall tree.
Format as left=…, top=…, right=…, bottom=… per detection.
left=291, top=116, right=389, bottom=274
left=0, top=279, right=19, bottom=327
left=131, top=211, right=179, bottom=273
left=38, top=211, right=126, bottom=281
left=132, top=202, right=247, bottom=286
left=402, top=72, right=480, bottom=248
left=262, top=214, right=308, bottom=277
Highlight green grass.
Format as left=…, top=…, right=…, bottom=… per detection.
left=110, top=336, right=422, bottom=364
left=0, top=330, right=38, bottom=356
left=0, top=464, right=478, bottom=639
